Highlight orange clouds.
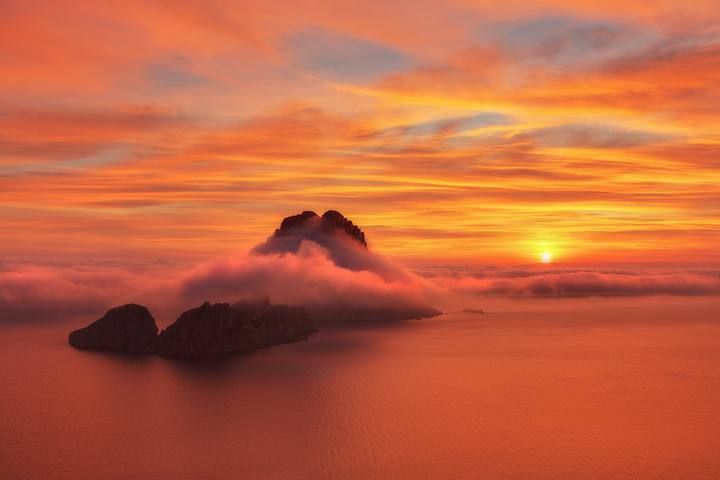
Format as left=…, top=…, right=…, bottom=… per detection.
left=0, top=1, right=719, bottom=267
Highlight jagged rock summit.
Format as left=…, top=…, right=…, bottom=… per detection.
left=253, top=210, right=368, bottom=260
left=251, top=209, right=442, bottom=322
left=276, top=210, right=367, bottom=247
left=68, top=304, right=157, bottom=353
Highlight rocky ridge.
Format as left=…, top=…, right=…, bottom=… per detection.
left=69, top=298, right=316, bottom=356
left=273, top=210, right=367, bottom=247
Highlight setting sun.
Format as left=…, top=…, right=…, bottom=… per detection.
left=2, top=2, right=720, bottom=480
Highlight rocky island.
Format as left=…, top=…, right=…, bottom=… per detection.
left=251, top=209, right=442, bottom=324
left=68, top=304, right=158, bottom=353
left=69, top=209, right=442, bottom=356
left=154, top=298, right=315, bottom=357
left=69, top=298, right=316, bottom=357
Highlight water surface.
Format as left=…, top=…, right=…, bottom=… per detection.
left=2, top=296, right=720, bottom=479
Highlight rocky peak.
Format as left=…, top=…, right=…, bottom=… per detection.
left=277, top=210, right=318, bottom=233
left=68, top=303, right=158, bottom=352
left=154, top=300, right=315, bottom=357
left=273, top=209, right=367, bottom=247
left=321, top=210, right=367, bottom=247
left=69, top=299, right=316, bottom=357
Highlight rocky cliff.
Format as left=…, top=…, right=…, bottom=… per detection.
left=253, top=209, right=369, bottom=259
left=69, top=299, right=316, bottom=356
left=274, top=210, right=367, bottom=247
left=155, top=298, right=316, bottom=357
left=68, top=304, right=158, bottom=352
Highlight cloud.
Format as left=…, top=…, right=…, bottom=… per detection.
left=0, top=216, right=444, bottom=324
left=250, top=210, right=413, bottom=281
left=511, top=124, right=673, bottom=149
left=182, top=241, right=441, bottom=316
left=0, top=265, right=148, bottom=323
left=486, top=16, right=661, bottom=69
left=0, top=106, right=190, bottom=172
left=366, top=112, right=513, bottom=148
left=3, top=258, right=720, bottom=325
left=143, top=61, right=210, bottom=90
left=182, top=213, right=443, bottom=323
left=435, top=268, right=720, bottom=297
left=374, top=20, right=720, bottom=120
left=285, top=28, right=414, bottom=80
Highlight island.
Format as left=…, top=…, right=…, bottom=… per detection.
left=69, top=209, right=443, bottom=356
left=69, top=298, right=316, bottom=357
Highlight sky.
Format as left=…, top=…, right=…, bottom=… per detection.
left=1, top=0, right=720, bottom=269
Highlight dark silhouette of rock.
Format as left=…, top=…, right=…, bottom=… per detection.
left=69, top=299, right=316, bottom=357
left=250, top=209, right=395, bottom=279
left=263, top=209, right=367, bottom=249
left=68, top=304, right=158, bottom=352
left=277, top=210, right=319, bottom=233
left=249, top=209, right=441, bottom=322
left=320, top=210, right=367, bottom=247
left=154, top=298, right=316, bottom=357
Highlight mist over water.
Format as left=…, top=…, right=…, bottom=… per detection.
left=2, top=296, right=720, bottom=479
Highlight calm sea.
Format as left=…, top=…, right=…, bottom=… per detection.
left=2, top=296, right=720, bottom=479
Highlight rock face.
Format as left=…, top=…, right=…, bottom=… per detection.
left=68, top=304, right=158, bottom=353
left=154, top=298, right=316, bottom=357
left=251, top=209, right=442, bottom=323
left=318, top=210, right=367, bottom=247
left=257, top=209, right=367, bottom=253
left=69, top=299, right=316, bottom=357
left=277, top=210, right=320, bottom=233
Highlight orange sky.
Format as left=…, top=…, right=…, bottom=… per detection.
left=1, top=0, right=719, bottom=267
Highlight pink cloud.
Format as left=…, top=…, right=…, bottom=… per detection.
left=436, top=268, right=720, bottom=296
left=2, top=257, right=719, bottom=325
left=181, top=240, right=441, bottom=312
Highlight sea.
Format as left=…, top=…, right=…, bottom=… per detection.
left=2, top=296, right=719, bottom=479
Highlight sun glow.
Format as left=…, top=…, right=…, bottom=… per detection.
left=540, top=251, right=552, bottom=264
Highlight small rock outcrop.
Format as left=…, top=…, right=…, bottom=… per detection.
left=319, top=210, right=367, bottom=247
left=154, top=298, right=316, bottom=357
left=68, top=304, right=158, bottom=352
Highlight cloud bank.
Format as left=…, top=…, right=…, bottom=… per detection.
left=2, top=260, right=720, bottom=324
left=185, top=211, right=442, bottom=324
left=434, top=268, right=720, bottom=297
left=0, top=211, right=443, bottom=324
left=183, top=241, right=441, bottom=321
left=0, top=265, right=145, bottom=322
left=2, top=212, right=719, bottom=324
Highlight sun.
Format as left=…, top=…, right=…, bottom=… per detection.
left=540, top=251, right=552, bottom=264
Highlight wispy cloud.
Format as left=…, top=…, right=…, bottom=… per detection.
left=285, top=28, right=414, bottom=80
left=0, top=1, right=718, bottom=266
left=433, top=266, right=720, bottom=297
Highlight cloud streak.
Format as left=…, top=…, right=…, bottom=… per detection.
left=0, top=265, right=150, bottom=323
left=3, top=258, right=720, bottom=325
left=182, top=242, right=441, bottom=318
left=0, top=3, right=719, bottom=267
left=435, top=268, right=720, bottom=297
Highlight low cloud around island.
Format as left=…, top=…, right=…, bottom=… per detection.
left=3, top=260, right=720, bottom=324
left=2, top=210, right=720, bottom=323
